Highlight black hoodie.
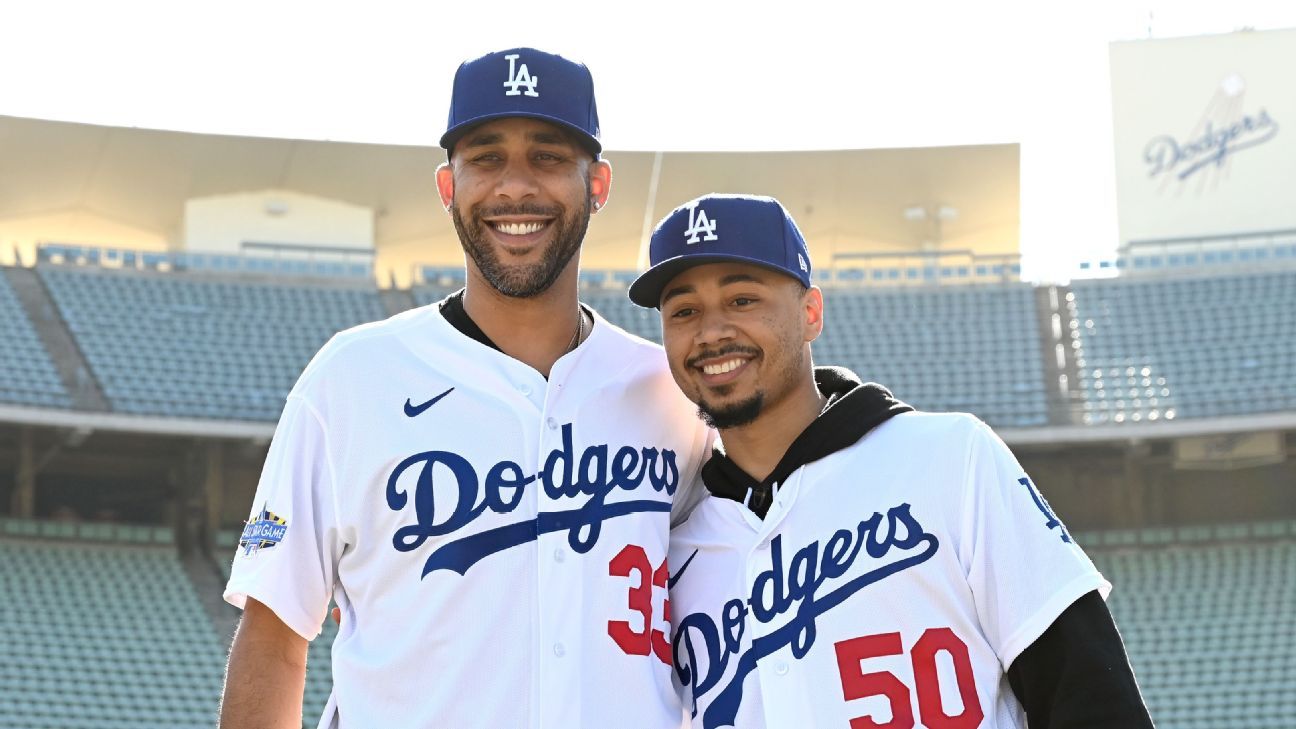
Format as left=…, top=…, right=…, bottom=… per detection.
left=701, top=366, right=911, bottom=519
left=697, top=366, right=1156, bottom=729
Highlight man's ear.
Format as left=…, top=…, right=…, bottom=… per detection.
left=435, top=163, right=454, bottom=209
left=589, top=160, right=612, bottom=212
left=804, top=286, right=825, bottom=343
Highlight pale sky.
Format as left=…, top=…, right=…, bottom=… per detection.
left=2, top=0, right=1293, bottom=280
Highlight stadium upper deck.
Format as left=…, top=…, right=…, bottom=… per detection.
left=1, top=238, right=1293, bottom=441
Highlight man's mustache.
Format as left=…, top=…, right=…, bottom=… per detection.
left=473, top=202, right=563, bottom=218
left=686, top=345, right=760, bottom=369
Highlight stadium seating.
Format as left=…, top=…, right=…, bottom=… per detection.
left=581, top=288, right=673, bottom=343
left=38, top=243, right=373, bottom=280
left=813, top=285, right=1048, bottom=427
left=1086, top=523, right=1296, bottom=729
left=1079, top=240, right=1296, bottom=275
left=0, top=524, right=225, bottom=729
left=38, top=265, right=387, bottom=421
left=4, top=261, right=1291, bottom=429
left=415, top=266, right=467, bottom=289
left=0, top=270, right=72, bottom=409
left=585, top=285, right=1050, bottom=428
left=1069, top=271, right=1296, bottom=423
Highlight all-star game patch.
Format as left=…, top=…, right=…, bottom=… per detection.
left=240, top=506, right=288, bottom=556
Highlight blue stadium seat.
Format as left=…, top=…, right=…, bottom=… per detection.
left=37, top=266, right=387, bottom=421
left=0, top=269, right=73, bottom=409
left=1069, top=271, right=1296, bottom=421
left=811, top=284, right=1049, bottom=428
left=0, top=531, right=227, bottom=729
left=1090, top=527, right=1296, bottom=728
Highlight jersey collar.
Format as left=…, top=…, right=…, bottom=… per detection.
left=701, top=367, right=913, bottom=519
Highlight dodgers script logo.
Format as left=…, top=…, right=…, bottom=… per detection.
left=1144, top=111, right=1278, bottom=182
left=386, top=422, right=678, bottom=576
left=503, top=53, right=539, bottom=97
left=684, top=202, right=719, bottom=244
left=1142, top=74, right=1279, bottom=189
left=673, top=503, right=938, bottom=729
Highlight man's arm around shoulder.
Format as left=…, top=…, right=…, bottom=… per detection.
left=219, top=597, right=309, bottom=729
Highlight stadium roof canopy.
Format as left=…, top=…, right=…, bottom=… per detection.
left=0, top=114, right=1019, bottom=278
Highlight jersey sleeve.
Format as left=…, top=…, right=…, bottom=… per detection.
left=959, top=418, right=1110, bottom=669
left=224, top=394, right=340, bottom=641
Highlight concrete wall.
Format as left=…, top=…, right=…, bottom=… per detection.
left=183, top=189, right=373, bottom=254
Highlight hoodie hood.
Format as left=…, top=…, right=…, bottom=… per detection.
left=701, top=366, right=913, bottom=518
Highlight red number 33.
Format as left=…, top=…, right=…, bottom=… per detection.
left=607, top=544, right=671, bottom=664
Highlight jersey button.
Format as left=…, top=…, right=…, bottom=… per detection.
left=774, top=660, right=789, bottom=676
left=518, top=383, right=532, bottom=396
left=546, top=417, right=558, bottom=430
left=553, top=642, right=566, bottom=658
left=553, top=547, right=565, bottom=563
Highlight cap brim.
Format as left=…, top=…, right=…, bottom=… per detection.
left=628, top=253, right=803, bottom=308
left=440, top=112, right=602, bottom=156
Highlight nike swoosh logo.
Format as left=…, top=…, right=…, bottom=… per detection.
left=404, top=387, right=455, bottom=418
left=667, top=548, right=699, bottom=590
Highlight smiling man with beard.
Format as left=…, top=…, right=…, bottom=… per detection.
left=630, top=194, right=1154, bottom=729
left=219, top=49, right=711, bottom=729
left=439, top=115, right=602, bottom=358
left=445, top=126, right=594, bottom=300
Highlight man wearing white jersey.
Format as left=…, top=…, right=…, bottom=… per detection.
left=629, top=194, right=1154, bottom=728
left=218, top=49, right=709, bottom=729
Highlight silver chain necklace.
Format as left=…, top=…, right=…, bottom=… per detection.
left=566, top=308, right=586, bottom=352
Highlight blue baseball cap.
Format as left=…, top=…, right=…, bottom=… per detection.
left=629, top=194, right=813, bottom=308
left=440, top=48, right=601, bottom=157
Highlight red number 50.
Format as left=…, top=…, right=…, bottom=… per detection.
left=607, top=544, right=671, bottom=664
left=835, top=628, right=983, bottom=729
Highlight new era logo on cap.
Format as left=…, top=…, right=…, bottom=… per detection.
left=628, top=194, right=814, bottom=308
left=440, top=47, right=601, bottom=156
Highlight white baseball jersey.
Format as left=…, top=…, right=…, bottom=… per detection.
left=668, top=412, right=1109, bottom=729
left=225, top=303, right=711, bottom=729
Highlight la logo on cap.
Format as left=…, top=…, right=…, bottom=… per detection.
left=684, top=202, right=718, bottom=244
left=503, top=53, right=539, bottom=97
